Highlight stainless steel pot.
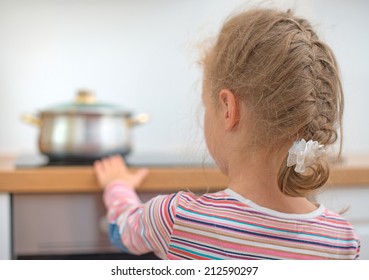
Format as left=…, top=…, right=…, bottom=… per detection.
left=22, top=90, right=149, bottom=161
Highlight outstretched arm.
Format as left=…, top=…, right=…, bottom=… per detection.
left=94, top=155, right=179, bottom=258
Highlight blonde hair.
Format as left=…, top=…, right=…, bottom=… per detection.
left=202, top=8, right=343, bottom=197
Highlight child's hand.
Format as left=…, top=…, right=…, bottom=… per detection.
left=94, top=155, right=149, bottom=189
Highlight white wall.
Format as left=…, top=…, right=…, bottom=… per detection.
left=0, top=0, right=368, bottom=157
left=308, top=0, right=369, bottom=154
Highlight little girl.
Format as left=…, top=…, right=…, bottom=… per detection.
left=94, top=8, right=360, bottom=259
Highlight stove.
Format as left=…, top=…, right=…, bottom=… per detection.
left=15, top=154, right=93, bottom=167
left=14, top=152, right=214, bottom=168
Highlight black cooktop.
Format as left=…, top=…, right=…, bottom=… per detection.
left=15, top=153, right=215, bottom=168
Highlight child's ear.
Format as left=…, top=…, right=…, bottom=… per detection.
left=219, top=89, right=240, bottom=130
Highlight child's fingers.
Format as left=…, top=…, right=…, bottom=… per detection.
left=102, top=155, right=126, bottom=173
left=114, top=155, right=128, bottom=170
left=93, top=160, right=106, bottom=187
left=133, top=168, right=150, bottom=187
left=103, top=156, right=116, bottom=170
left=94, top=160, right=104, bottom=173
left=94, top=155, right=144, bottom=188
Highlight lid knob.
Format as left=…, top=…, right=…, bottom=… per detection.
left=75, top=89, right=96, bottom=104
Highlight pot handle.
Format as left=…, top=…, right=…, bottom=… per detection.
left=21, top=114, right=42, bottom=127
left=128, top=113, right=149, bottom=127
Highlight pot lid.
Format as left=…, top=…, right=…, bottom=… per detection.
left=41, top=90, right=131, bottom=115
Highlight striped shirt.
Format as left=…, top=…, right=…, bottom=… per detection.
left=104, top=182, right=360, bottom=260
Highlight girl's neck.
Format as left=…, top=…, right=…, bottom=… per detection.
left=225, top=151, right=318, bottom=214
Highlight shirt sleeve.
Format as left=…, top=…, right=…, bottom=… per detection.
left=103, top=181, right=181, bottom=259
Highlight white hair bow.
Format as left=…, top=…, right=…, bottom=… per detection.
left=287, top=139, right=325, bottom=173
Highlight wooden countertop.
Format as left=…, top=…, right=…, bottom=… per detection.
left=0, top=155, right=368, bottom=194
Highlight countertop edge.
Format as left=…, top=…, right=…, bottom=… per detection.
left=1, top=164, right=369, bottom=194
left=1, top=154, right=369, bottom=193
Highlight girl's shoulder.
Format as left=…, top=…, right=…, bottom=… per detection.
left=176, top=189, right=238, bottom=206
